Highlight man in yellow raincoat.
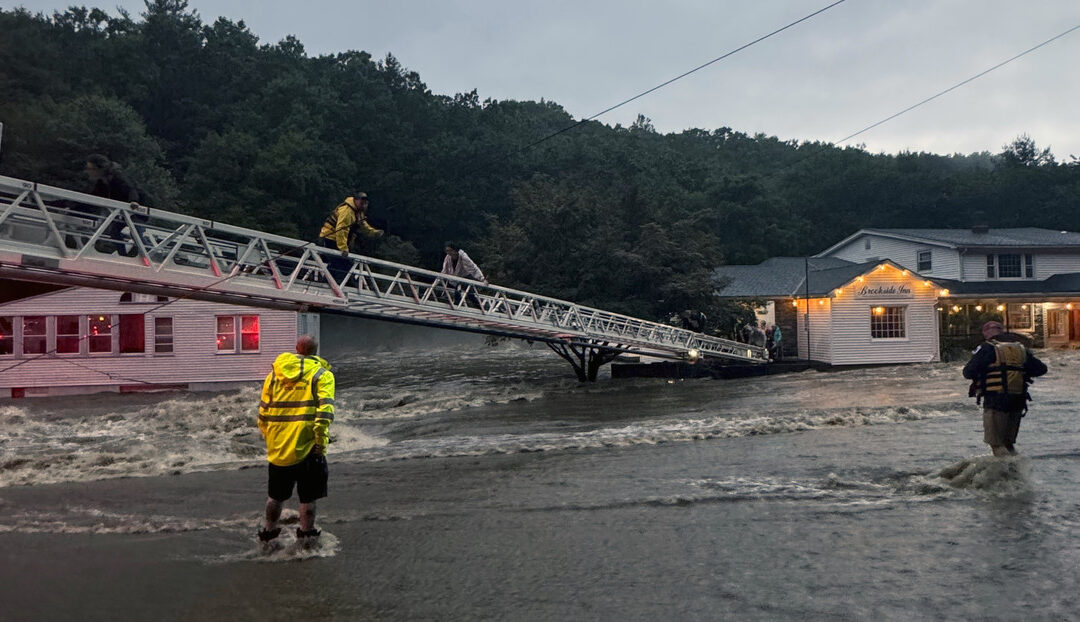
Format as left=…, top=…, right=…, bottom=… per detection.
left=256, top=335, right=335, bottom=544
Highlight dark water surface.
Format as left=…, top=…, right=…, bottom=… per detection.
left=1, top=338, right=1079, bottom=621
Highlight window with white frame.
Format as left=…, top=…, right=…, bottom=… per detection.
left=870, top=306, right=906, bottom=339
left=216, top=314, right=260, bottom=353
left=56, top=315, right=81, bottom=354
left=23, top=316, right=46, bottom=354
left=986, top=253, right=1034, bottom=279
left=0, top=317, right=12, bottom=355
left=154, top=317, right=174, bottom=354
left=917, top=250, right=932, bottom=272
left=1006, top=303, right=1033, bottom=330
left=1048, top=309, right=1067, bottom=337
left=88, top=315, right=114, bottom=354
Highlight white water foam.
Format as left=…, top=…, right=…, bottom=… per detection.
left=351, top=403, right=963, bottom=463
left=0, top=388, right=388, bottom=488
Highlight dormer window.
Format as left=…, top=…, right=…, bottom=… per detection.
left=917, top=250, right=931, bottom=272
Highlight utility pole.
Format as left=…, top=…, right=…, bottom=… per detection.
left=804, top=256, right=811, bottom=363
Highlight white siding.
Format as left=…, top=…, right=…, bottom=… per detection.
left=824, top=234, right=960, bottom=279
left=1033, top=252, right=1080, bottom=279
left=827, top=266, right=940, bottom=365
left=0, top=287, right=297, bottom=391
left=796, top=298, right=832, bottom=363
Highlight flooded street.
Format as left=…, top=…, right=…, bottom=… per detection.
left=1, top=333, right=1078, bottom=620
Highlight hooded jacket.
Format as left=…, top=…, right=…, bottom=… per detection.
left=258, top=352, right=335, bottom=466
left=319, top=197, right=382, bottom=252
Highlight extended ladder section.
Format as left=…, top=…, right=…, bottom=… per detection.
left=0, top=176, right=767, bottom=378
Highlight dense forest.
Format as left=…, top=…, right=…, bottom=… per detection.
left=3, top=1, right=1080, bottom=331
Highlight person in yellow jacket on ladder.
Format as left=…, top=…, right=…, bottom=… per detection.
left=318, top=192, right=383, bottom=282
left=256, top=335, right=336, bottom=547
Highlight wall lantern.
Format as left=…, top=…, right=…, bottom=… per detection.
left=1068, top=303, right=1075, bottom=311
left=975, top=305, right=983, bottom=311
left=873, top=306, right=885, bottom=315
left=997, top=305, right=1005, bottom=311
left=952, top=305, right=961, bottom=312
left=940, top=289, right=950, bottom=296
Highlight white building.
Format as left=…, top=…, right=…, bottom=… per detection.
left=817, top=227, right=1080, bottom=347
left=0, top=285, right=318, bottom=397
left=715, top=258, right=942, bottom=365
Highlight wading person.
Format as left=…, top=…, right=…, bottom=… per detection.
left=318, top=192, right=383, bottom=281
left=256, top=335, right=335, bottom=546
left=962, top=321, right=1047, bottom=457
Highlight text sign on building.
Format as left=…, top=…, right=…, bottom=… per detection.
left=855, top=283, right=912, bottom=299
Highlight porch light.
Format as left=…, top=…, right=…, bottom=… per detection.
left=873, top=306, right=884, bottom=315
left=818, top=299, right=825, bottom=305
left=856, top=276, right=864, bottom=283
left=1068, top=303, right=1074, bottom=311
left=878, top=264, right=886, bottom=270
left=792, top=300, right=798, bottom=307
left=834, top=289, right=842, bottom=296
left=901, top=270, right=908, bottom=276
left=940, top=289, right=950, bottom=296
left=975, top=305, right=983, bottom=311
left=923, top=280, right=932, bottom=286
left=935, top=307, right=943, bottom=312
left=1022, top=305, right=1028, bottom=310
left=952, top=305, right=961, bottom=312
left=997, top=305, right=1005, bottom=311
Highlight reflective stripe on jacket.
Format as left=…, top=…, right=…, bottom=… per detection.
left=258, top=352, right=335, bottom=466
left=319, top=198, right=380, bottom=252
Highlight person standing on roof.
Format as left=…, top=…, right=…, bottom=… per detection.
left=83, top=153, right=143, bottom=255
left=256, top=335, right=335, bottom=547
left=962, top=320, right=1047, bottom=457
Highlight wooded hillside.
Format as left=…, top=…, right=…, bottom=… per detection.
left=3, top=1, right=1079, bottom=330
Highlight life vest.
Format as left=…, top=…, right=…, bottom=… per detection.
left=258, top=352, right=336, bottom=466
left=974, top=340, right=1029, bottom=408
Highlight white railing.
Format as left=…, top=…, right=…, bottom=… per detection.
left=0, top=175, right=767, bottom=367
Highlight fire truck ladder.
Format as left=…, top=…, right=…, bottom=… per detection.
left=0, top=176, right=767, bottom=380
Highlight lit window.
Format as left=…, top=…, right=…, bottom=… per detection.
left=88, top=315, right=114, bottom=353
left=154, top=317, right=174, bottom=354
left=56, top=315, right=81, bottom=354
left=216, top=315, right=260, bottom=353
left=216, top=316, right=236, bottom=352
left=119, top=314, right=145, bottom=354
left=917, top=250, right=931, bottom=273
left=1006, top=303, right=1033, bottom=330
left=1049, top=310, right=1067, bottom=337
left=23, top=316, right=46, bottom=354
left=870, top=306, right=906, bottom=339
left=241, top=315, right=260, bottom=351
left=0, top=317, right=12, bottom=355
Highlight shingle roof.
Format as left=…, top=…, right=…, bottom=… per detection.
left=712, top=257, right=854, bottom=297
left=936, top=273, right=1080, bottom=296
left=864, top=227, right=1080, bottom=248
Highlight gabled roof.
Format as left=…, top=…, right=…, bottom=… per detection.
left=712, top=257, right=854, bottom=297
left=815, top=227, right=1080, bottom=256
left=714, top=258, right=934, bottom=299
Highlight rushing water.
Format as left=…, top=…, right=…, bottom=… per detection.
left=1, top=331, right=1078, bottom=621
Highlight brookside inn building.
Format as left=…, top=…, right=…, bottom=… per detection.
left=0, top=283, right=319, bottom=398
left=714, top=227, right=1080, bottom=365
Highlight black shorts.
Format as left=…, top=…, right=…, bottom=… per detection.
left=268, top=451, right=328, bottom=503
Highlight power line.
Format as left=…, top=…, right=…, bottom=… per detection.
left=516, top=0, right=847, bottom=154
left=836, top=22, right=1080, bottom=146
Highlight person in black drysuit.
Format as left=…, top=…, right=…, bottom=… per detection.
left=962, top=320, right=1047, bottom=457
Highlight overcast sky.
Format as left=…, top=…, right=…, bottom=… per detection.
left=10, top=0, right=1080, bottom=158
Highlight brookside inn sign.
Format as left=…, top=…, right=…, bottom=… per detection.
left=854, top=283, right=913, bottom=299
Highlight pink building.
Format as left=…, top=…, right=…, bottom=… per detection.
left=0, top=285, right=318, bottom=397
